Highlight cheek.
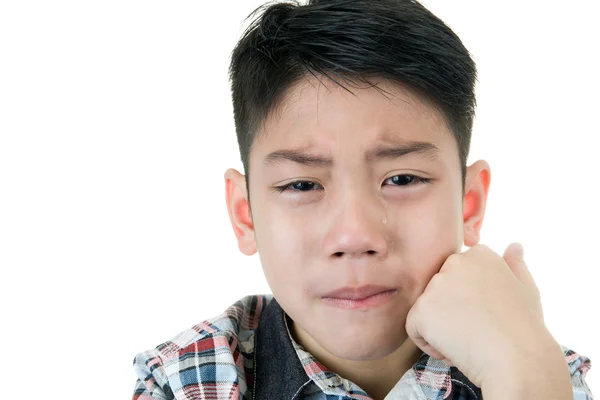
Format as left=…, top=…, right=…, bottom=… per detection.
left=254, top=203, right=310, bottom=289
left=407, top=200, right=461, bottom=252
left=258, top=203, right=310, bottom=254
left=396, top=192, right=463, bottom=295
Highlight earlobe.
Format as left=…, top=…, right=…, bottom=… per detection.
left=224, top=168, right=257, bottom=256
left=462, top=160, right=491, bottom=247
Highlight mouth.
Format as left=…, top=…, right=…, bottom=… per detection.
left=322, top=285, right=398, bottom=310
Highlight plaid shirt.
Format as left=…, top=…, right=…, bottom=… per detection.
left=132, top=294, right=594, bottom=400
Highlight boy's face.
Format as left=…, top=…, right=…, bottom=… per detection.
left=225, top=76, right=489, bottom=361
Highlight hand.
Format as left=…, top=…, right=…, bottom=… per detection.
left=405, top=243, right=551, bottom=388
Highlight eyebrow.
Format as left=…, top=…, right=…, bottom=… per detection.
left=263, top=140, right=441, bottom=168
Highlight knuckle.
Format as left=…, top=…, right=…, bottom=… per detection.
left=443, top=253, right=463, bottom=270
left=445, top=252, right=461, bottom=265
left=471, top=243, right=491, bottom=254
left=428, top=272, right=444, bottom=287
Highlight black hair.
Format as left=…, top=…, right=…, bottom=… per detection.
left=228, top=0, right=477, bottom=208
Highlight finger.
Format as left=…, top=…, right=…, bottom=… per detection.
left=419, top=341, right=451, bottom=365
left=406, top=304, right=453, bottom=365
left=409, top=336, right=449, bottom=364
left=503, top=242, right=539, bottom=294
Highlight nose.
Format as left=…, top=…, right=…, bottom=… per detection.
left=322, top=193, right=389, bottom=261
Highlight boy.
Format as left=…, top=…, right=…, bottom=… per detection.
left=132, top=0, right=593, bottom=399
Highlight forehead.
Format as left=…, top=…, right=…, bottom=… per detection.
left=252, top=75, right=455, bottom=166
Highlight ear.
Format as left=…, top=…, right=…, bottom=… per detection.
left=224, top=168, right=257, bottom=255
left=462, top=160, right=491, bottom=247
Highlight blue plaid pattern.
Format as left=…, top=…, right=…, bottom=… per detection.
left=133, top=294, right=594, bottom=399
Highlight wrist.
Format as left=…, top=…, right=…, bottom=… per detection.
left=482, top=336, right=572, bottom=400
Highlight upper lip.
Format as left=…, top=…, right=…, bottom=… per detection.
left=322, top=285, right=396, bottom=300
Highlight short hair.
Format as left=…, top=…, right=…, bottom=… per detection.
left=228, top=0, right=477, bottom=206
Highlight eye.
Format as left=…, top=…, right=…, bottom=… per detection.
left=273, top=174, right=430, bottom=193
left=383, top=174, right=431, bottom=187
left=273, top=180, right=322, bottom=193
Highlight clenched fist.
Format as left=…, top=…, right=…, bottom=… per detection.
left=405, top=243, right=571, bottom=398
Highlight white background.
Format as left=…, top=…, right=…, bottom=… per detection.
left=0, top=0, right=598, bottom=398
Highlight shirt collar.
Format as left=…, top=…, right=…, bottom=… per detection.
left=254, top=297, right=481, bottom=400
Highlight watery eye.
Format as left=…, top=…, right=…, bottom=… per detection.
left=274, top=180, right=321, bottom=193
left=274, top=175, right=430, bottom=194
left=385, top=175, right=430, bottom=186
left=291, top=181, right=317, bottom=191
left=392, top=175, right=414, bottom=185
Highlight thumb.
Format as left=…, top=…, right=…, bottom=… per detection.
left=503, top=242, right=524, bottom=264
left=503, top=242, right=539, bottom=295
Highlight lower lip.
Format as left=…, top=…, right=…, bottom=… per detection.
left=322, top=290, right=398, bottom=310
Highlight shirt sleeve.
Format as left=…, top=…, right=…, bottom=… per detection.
left=563, top=344, right=594, bottom=400
left=132, top=351, right=174, bottom=400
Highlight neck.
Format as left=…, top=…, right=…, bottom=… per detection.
left=288, top=317, right=423, bottom=400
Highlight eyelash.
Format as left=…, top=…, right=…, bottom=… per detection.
left=273, top=174, right=431, bottom=193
